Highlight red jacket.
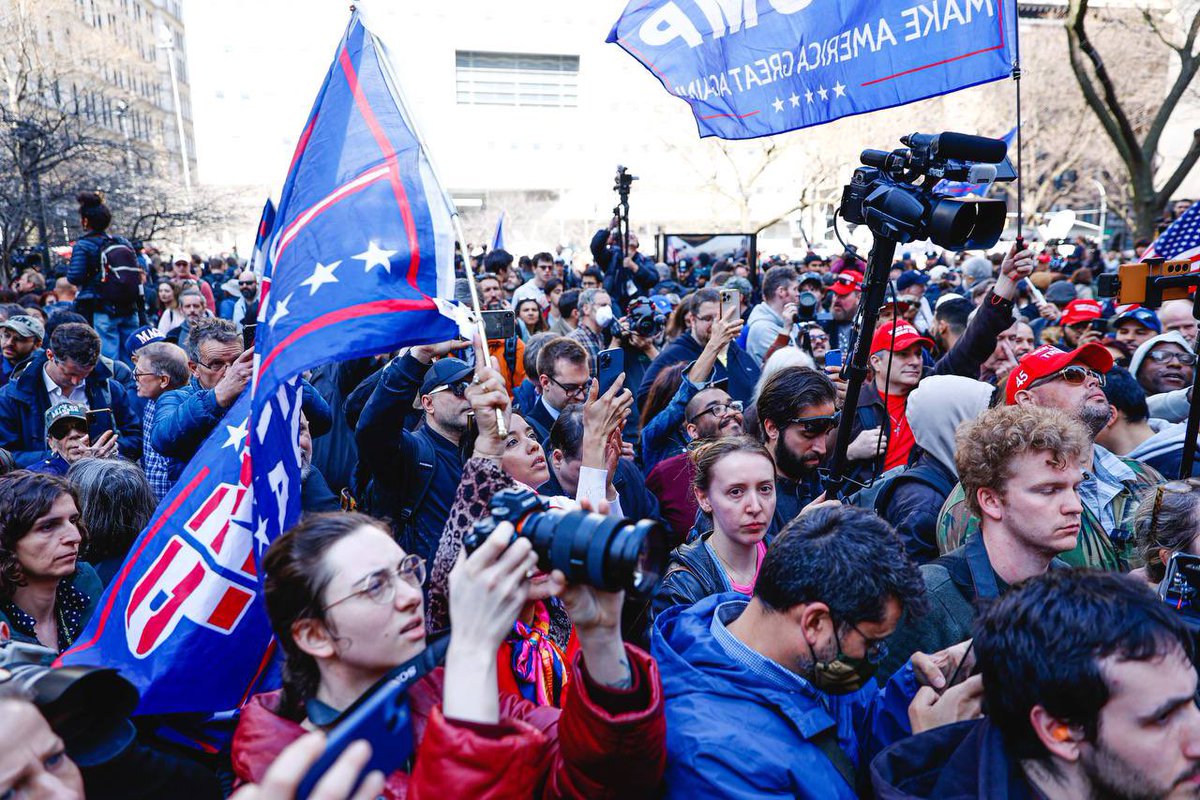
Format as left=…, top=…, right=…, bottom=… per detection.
left=231, top=644, right=664, bottom=799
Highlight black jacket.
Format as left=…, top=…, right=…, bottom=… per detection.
left=879, top=452, right=957, bottom=564
left=773, top=471, right=824, bottom=532
left=539, top=456, right=660, bottom=522
left=871, top=719, right=1040, bottom=800
left=636, top=332, right=761, bottom=409
left=590, top=228, right=659, bottom=311
left=355, top=353, right=465, bottom=564
left=524, top=395, right=558, bottom=447
left=652, top=532, right=728, bottom=620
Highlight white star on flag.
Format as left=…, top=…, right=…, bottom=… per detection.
left=817, top=86, right=829, bottom=101
left=772, top=97, right=784, bottom=113
left=268, top=291, right=294, bottom=329
left=789, top=93, right=800, bottom=107
left=805, top=89, right=814, bottom=104
left=355, top=241, right=397, bottom=274
left=300, top=260, right=341, bottom=296
left=833, top=81, right=847, bottom=98
left=222, top=420, right=249, bottom=451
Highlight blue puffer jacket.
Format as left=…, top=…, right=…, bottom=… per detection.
left=0, top=351, right=143, bottom=467
left=152, top=378, right=332, bottom=482
left=652, top=593, right=919, bottom=799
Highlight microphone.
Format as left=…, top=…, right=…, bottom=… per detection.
left=929, top=132, right=1008, bottom=163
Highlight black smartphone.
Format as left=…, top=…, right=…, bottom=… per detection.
left=85, top=408, right=114, bottom=433
left=242, top=322, right=257, bottom=350
left=481, top=309, right=515, bottom=341
left=597, top=347, right=624, bottom=396
left=295, top=638, right=449, bottom=800
left=1089, top=318, right=1110, bottom=335
left=825, top=349, right=843, bottom=369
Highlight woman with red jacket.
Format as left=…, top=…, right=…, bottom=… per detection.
left=231, top=357, right=664, bottom=799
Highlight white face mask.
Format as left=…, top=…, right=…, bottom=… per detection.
left=594, top=305, right=614, bottom=327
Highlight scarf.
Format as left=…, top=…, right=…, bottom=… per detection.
left=507, top=599, right=570, bottom=707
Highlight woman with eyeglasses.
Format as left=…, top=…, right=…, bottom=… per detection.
left=423, top=339, right=635, bottom=709
left=231, top=500, right=665, bottom=798
left=651, top=437, right=776, bottom=620
left=1131, top=479, right=1200, bottom=587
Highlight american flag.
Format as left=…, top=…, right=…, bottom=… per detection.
left=1144, top=201, right=1200, bottom=261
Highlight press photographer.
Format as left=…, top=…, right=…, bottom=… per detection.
left=590, top=167, right=659, bottom=311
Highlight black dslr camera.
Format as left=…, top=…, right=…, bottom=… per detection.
left=841, top=131, right=1016, bottom=249
left=612, top=297, right=667, bottom=342
left=462, top=488, right=668, bottom=595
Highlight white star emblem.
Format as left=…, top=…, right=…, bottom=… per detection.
left=789, top=92, right=800, bottom=107
left=805, top=89, right=814, bottom=104
left=817, top=86, right=829, bottom=101
left=355, top=241, right=397, bottom=274
left=268, top=291, right=294, bottom=329
left=253, top=515, right=270, bottom=554
left=222, top=420, right=249, bottom=451
left=772, top=96, right=784, bottom=113
left=300, top=260, right=341, bottom=296
left=833, top=81, right=846, bottom=98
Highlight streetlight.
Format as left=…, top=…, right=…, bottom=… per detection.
left=156, top=37, right=192, bottom=193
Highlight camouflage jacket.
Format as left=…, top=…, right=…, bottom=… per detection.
left=935, top=450, right=1162, bottom=571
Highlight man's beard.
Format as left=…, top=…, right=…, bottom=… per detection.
left=300, top=450, right=313, bottom=482
left=241, top=289, right=257, bottom=301
left=1077, top=401, right=1111, bottom=439
left=1078, top=739, right=1199, bottom=800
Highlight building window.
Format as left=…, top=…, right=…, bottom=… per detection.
left=455, top=51, right=579, bottom=107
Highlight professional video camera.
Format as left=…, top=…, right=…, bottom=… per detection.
left=0, top=633, right=139, bottom=767
left=462, top=487, right=668, bottom=595
left=841, top=131, right=1016, bottom=249
left=825, top=131, right=1014, bottom=497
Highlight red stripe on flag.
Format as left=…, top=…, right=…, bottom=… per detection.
left=56, top=467, right=211, bottom=663
left=256, top=297, right=438, bottom=381
left=338, top=43, right=423, bottom=289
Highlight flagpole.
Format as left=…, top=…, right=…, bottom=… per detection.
left=361, top=8, right=507, bottom=436
left=1011, top=0, right=1024, bottom=248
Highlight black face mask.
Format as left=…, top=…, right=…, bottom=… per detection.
left=806, top=622, right=880, bottom=695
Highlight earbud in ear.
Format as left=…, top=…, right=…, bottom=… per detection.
left=1051, top=725, right=1071, bottom=742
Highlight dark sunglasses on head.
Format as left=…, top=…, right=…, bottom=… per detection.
left=429, top=380, right=469, bottom=398
left=787, top=412, right=841, bottom=437
left=835, top=275, right=857, bottom=286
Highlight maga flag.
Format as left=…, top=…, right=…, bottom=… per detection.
left=59, top=8, right=461, bottom=718
left=608, top=0, right=1019, bottom=139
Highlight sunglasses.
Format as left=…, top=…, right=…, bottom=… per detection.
left=1146, top=350, right=1199, bottom=366
left=1149, top=479, right=1200, bottom=536
left=1029, top=365, right=1106, bottom=390
left=787, top=412, right=841, bottom=438
left=428, top=380, right=469, bottom=398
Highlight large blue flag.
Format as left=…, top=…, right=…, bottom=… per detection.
left=491, top=210, right=506, bottom=252
left=250, top=198, right=276, bottom=279
left=59, top=9, right=462, bottom=719
left=608, top=0, right=1019, bottom=139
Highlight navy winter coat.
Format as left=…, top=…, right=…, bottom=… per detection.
left=0, top=351, right=143, bottom=467
left=636, top=332, right=761, bottom=409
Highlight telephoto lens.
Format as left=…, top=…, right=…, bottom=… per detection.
left=462, top=488, right=668, bottom=595
left=793, top=290, right=819, bottom=323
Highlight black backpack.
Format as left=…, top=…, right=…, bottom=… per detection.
left=96, top=236, right=143, bottom=306
left=870, top=462, right=957, bottom=520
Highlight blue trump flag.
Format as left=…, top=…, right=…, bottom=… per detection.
left=59, top=9, right=462, bottom=719
left=492, top=210, right=506, bottom=252
left=249, top=198, right=276, bottom=279
left=608, top=0, right=1019, bottom=139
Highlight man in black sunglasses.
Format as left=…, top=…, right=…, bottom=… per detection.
left=756, top=366, right=839, bottom=530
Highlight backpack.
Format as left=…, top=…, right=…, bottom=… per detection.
left=364, top=430, right=437, bottom=551
left=865, top=462, right=957, bottom=520
left=96, top=236, right=143, bottom=306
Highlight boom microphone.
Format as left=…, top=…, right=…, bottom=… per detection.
left=908, top=131, right=1008, bottom=164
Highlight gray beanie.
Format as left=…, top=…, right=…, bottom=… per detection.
left=1129, top=330, right=1193, bottom=378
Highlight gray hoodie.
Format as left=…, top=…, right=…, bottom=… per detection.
left=906, top=375, right=995, bottom=476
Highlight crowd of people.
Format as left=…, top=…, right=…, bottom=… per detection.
left=3, top=190, right=1200, bottom=799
